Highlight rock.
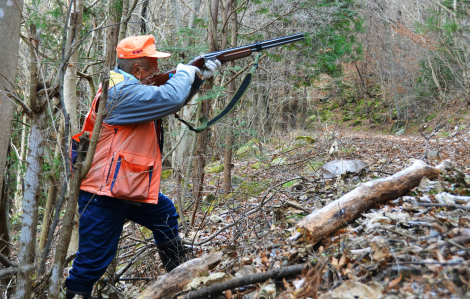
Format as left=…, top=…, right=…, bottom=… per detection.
left=329, top=141, right=339, bottom=155
left=293, top=136, right=315, bottom=147
left=390, top=120, right=406, bottom=135
left=209, top=214, right=223, bottom=223
left=321, top=160, right=368, bottom=179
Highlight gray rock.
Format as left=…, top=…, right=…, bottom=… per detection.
left=321, top=160, right=368, bottom=179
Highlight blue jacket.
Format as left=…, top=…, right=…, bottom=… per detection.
left=104, top=67, right=199, bottom=125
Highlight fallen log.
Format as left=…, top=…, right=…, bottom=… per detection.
left=184, top=263, right=308, bottom=299
left=137, top=252, right=223, bottom=299
left=297, top=160, right=449, bottom=244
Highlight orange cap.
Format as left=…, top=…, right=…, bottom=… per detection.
left=116, top=35, right=171, bottom=59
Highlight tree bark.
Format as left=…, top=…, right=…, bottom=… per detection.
left=0, top=0, right=23, bottom=264
left=118, top=0, right=130, bottom=41
left=190, top=0, right=219, bottom=226
left=16, top=23, right=48, bottom=299
left=188, top=0, right=200, bottom=29
left=223, top=0, right=237, bottom=194
left=136, top=252, right=223, bottom=299
left=296, top=160, right=448, bottom=244
left=106, top=0, right=122, bottom=69
left=63, top=0, right=85, bottom=258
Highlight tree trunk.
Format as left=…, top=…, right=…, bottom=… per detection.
left=16, top=23, right=48, bottom=299
left=296, top=160, right=448, bottom=244
left=0, top=144, right=12, bottom=266
left=168, top=0, right=182, bottom=34
left=106, top=0, right=122, bottom=69
left=118, top=0, right=130, bottom=41
left=188, top=0, right=200, bottom=29
left=64, top=0, right=85, bottom=257
left=141, top=0, right=149, bottom=33
left=190, top=0, right=218, bottom=226
left=39, top=118, right=65, bottom=253
left=0, top=0, right=22, bottom=264
left=223, top=0, right=237, bottom=194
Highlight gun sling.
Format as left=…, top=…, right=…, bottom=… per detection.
left=174, top=53, right=262, bottom=133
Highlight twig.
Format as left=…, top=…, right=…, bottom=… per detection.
left=239, top=6, right=299, bottom=36
left=377, top=226, right=419, bottom=241
left=0, top=253, right=17, bottom=268
left=417, top=203, right=470, bottom=211
left=3, top=91, right=33, bottom=117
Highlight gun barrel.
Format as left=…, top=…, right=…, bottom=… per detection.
left=254, top=34, right=305, bottom=51
left=202, top=33, right=304, bottom=60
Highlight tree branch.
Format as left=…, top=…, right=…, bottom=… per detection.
left=239, top=6, right=299, bottom=36
left=185, top=263, right=309, bottom=299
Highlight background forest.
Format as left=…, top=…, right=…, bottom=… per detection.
left=0, top=0, right=469, bottom=298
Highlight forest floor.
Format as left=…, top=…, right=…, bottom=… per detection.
left=7, top=125, right=470, bottom=298
left=96, top=127, right=470, bottom=299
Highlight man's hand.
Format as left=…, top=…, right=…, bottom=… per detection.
left=200, top=59, right=221, bottom=80
left=176, top=64, right=201, bottom=84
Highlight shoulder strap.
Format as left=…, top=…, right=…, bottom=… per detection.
left=175, top=53, right=262, bottom=133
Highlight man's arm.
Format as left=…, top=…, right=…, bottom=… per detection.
left=104, top=71, right=198, bottom=126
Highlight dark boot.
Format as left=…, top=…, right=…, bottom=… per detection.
left=65, top=289, right=92, bottom=299
left=156, top=236, right=187, bottom=272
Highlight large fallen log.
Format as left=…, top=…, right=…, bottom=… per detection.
left=297, top=160, right=449, bottom=244
left=137, top=252, right=223, bottom=299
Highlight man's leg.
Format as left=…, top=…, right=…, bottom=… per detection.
left=127, top=193, right=185, bottom=272
left=66, top=191, right=129, bottom=296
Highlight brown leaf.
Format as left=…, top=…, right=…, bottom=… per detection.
left=384, top=274, right=402, bottom=293
left=442, top=279, right=457, bottom=294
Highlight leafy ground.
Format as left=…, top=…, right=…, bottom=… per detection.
left=9, top=127, right=470, bottom=298
left=96, top=127, right=470, bottom=298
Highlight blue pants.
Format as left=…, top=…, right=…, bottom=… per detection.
left=66, top=191, right=179, bottom=293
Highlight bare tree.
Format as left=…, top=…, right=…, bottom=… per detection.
left=0, top=0, right=23, bottom=265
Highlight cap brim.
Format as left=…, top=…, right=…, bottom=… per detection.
left=147, top=51, right=172, bottom=58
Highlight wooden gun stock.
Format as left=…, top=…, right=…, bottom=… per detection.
left=141, top=48, right=253, bottom=87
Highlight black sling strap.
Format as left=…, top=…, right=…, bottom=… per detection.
left=174, top=53, right=262, bottom=133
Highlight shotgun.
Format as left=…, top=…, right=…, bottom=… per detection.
left=142, top=33, right=305, bottom=86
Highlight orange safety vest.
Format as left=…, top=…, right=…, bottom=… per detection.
left=73, top=81, right=162, bottom=205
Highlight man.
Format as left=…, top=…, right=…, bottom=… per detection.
left=65, top=35, right=220, bottom=299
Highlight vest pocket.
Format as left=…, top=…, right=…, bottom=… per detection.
left=110, top=154, right=155, bottom=200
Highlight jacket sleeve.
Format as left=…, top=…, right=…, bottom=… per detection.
left=104, top=71, right=193, bottom=125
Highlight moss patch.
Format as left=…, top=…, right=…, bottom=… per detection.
left=207, top=164, right=224, bottom=174
left=251, top=161, right=265, bottom=169
left=293, top=136, right=315, bottom=147
left=237, top=179, right=272, bottom=196
left=161, top=169, right=172, bottom=180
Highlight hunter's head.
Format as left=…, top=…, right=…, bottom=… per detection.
left=116, top=35, right=171, bottom=80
